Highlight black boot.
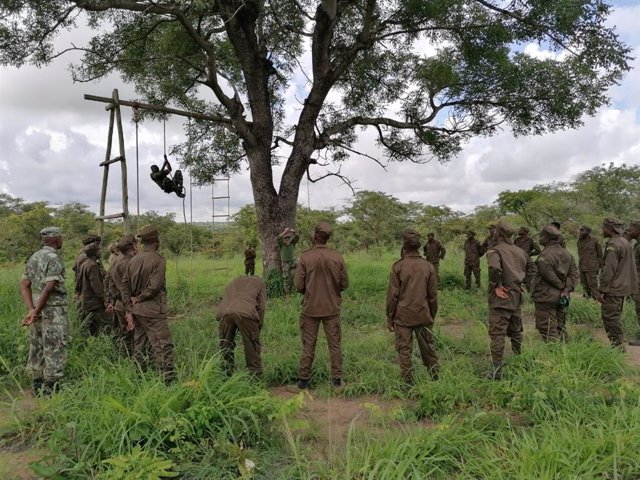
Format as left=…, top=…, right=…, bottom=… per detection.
left=32, top=378, right=44, bottom=397
left=43, top=380, right=60, bottom=397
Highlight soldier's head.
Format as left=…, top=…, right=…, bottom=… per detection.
left=40, top=226, right=63, bottom=249
left=627, top=220, right=640, bottom=241
left=402, top=228, right=421, bottom=252
left=466, top=230, right=475, bottom=239
left=578, top=225, right=591, bottom=239
left=602, top=217, right=624, bottom=238
left=487, top=223, right=496, bottom=236
left=108, top=242, right=119, bottom=255
left=150, top=164, right=160, bottom=173
left=551, top=221, right=561, bottom=230
left=84, top=241, right=101, bottom=259
left=539, top=224, right=561, bottom=246
left=313, top=222, right=332, bottom=245
left=82, top=234, right=101, bottom=247
left=137, top=225, right=160, bottom=249
left=117, top=234, right=137, bottom=255
left=427, top=233, right=434, bottom=242
left=494, top=222, right=516, bottom=243
left=281, top=227, right=295, bottom=245
left=517, top=226, right=529, bottom=237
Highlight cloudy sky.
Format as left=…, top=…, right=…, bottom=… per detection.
left=1, top=1, right=639, bottom=224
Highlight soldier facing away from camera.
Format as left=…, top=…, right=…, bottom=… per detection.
left=217, top=275, right=267, bottom=377
left=293, top=222, right=349, bottom=390
left=122, top=225, right=176, bottom=384
left=78, top=241, right=111, bottom=336
left=577, top=225, right=602, bottom=299
left=530, top=225, right=579, bottom=342
left=20, top=227, right=69, bottom=397
left=597, top=218, right=638, bottom=349
left=386, top=228, right=439, bottom=385
left=485, top=222, right=535, bottom=380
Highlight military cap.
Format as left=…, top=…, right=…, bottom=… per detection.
left=540, top=224, right=561, bottom=239
left=466, top=229, right=476, bottom=236
left=629, top=220, right=640, bottom=230
left=117, top=234, right=136, bottom=251
left=518, top=226, right=529, bottom=234
left=494, top=221, right=516, bottom=238
left=84, top=241, right=101, bottom=253
left=315, top=221, right=332, bottom=235
left=579, top=225, right=592, bottom=233
left=402, top=228, right=421, bottom=243
left=40, top=226, right=62, bottom=238
left=137, top=225, right=159, bottom=241
left=603, top=217, right=624, bottom=234
left=551, top=221, right=561, bottom=230
left=82, top=234, right=101, bottom=245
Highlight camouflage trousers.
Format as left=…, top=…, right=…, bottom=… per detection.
left=133, top=314, right=176, bottom=384
left=580, top=270, right=598, bottom=298
left=601, top=295, right=625, bottom=347
left=219, top=313, right=262, bottom=375
left=28, top=304, right=69, bottom=382
left=282, top=260, right=296, bottom=295
left=464, top=262, right=481, bottom=288
left=299, top=314, right=342, bottom=380
left=488, top=307, right=523, bottom=363
left=394, top=324, right=439, bottom=383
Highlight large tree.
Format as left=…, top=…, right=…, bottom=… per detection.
left=0, top=1, right=630, bottom=270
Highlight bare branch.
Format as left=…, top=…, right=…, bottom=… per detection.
left=307, top=164, right=356, bottom=195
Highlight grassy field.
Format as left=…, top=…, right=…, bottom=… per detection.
left=1, top=249, right=640, bottom=479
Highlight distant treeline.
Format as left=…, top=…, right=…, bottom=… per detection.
left=2, top=163, right=638, bottom=264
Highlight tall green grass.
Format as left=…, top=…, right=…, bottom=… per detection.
left=1, top=249, right=639, bottom=478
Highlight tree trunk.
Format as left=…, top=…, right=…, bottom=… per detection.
left=248, top=147, right=299, bottom=274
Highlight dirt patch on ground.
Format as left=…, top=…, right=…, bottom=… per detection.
left=270, top=386, right=415, bottom=458
left=0, top=391, right=47, bottom=480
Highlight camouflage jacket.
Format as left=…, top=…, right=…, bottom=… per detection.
left=22, top=245, right=67, bottom=306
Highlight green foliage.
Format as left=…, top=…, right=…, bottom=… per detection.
left=100, top=447, right=178, bottom=479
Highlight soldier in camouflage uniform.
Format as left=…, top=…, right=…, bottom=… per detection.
left=20, top=227, right=69, bottom=396
left=278, top=227, right=299, bottom=294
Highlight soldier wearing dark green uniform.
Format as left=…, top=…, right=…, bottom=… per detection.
left=217, top=276, right=267, bottom=376
left=530, top=225, right=579, bottom=342
left=625, top=221, right=640, bottom=346
left=294, top=222, right=348, bottom=390
left=577, top=225, right=602, bottom=299
left=514, top=227, right=541, bottom=257
left=78, top=242, right=110, bottom=336
left=122, top=225, right=175, bottom=384
left=73, top=234, right=102, bottom=304
left=485, top=222, right=535, bottom=380
left=386, top=229, right=439, bottom=385
left=463, top=230, right=484, bottom=289
left=278, top=227, right=299, bottom=294
left=107, top=234, right=137, bottom=356
left=423, top=233, right=446, bottom=278
left=20, top=227, right=69, bottom=396
left=244, top=244, right=256, bottom=276
left=596, top=218, right=638, bottom=349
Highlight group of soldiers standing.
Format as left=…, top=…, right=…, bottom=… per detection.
left=20, top=225, right=175, bottom=396
left=19, top=214, right=640, bottom=395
